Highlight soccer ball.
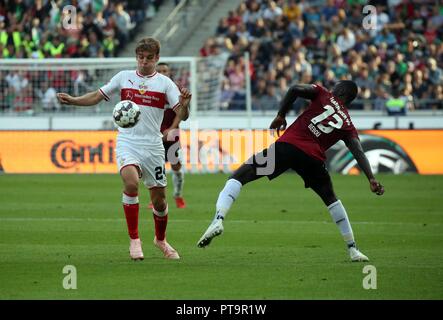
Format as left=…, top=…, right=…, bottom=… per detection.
left=113, top=100, right=140, bottom=128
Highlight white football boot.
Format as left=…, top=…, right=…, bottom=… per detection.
left=129, top=238, right=144, bottom=261
left=349, top=246, right=369, bottom=262
left=197, top=219, right=224, bottom=248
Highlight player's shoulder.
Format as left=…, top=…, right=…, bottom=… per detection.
left=119, top=70, right=135, bottom=75
left=156, top=73, right=180, bottom=91
left=312, top=83, right=330, bottom=94
left=112, top=70, right=134, bottom=79
left=155, top=72, right=174, bottom=83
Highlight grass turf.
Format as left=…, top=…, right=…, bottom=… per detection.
left=0, top=173, right=442, bottom=299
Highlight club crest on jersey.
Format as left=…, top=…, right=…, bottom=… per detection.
left=139, top=82, right=148, bottom=95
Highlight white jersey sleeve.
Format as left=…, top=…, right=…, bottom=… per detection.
left=165, top=77, right=181, bottom=112
left=99, top=71, right=124, bottom=101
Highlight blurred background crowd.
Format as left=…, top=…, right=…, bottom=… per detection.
left=0, top=0, right=165, bottom=112
left=201, top=0, right=443, bottom=113
left=0, top=0, right=442, bottom=114
left=0, top=0, right=164, bottom=58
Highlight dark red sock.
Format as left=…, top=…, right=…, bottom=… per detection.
left=123, top=203, right=139, bottom=239
left=153, top=214, right=168, bottom=241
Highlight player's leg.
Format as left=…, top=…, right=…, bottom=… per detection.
left=310, top=178, right=356, bottom=247
left=144, top=149, right=180, bottom=260
left=150, top=186, right=180, bottom=259
left=171, top=160, right=186, bottom=209
left=198, top=145, right=283, bottom=248
left=310, top=177, right=369, bottom=262
left=214, top=162, right=263, bottom=220
left=215, top=143, right=281, bottom=221
left=120, top=164, right=144, bottom=260
left=149, top=186, right=167, bottom=242
left=196, top=163, right=260, bottom=248
left=167, top=141, right=186, bottom=208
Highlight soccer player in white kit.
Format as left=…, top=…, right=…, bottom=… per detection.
left=57, top=38, right=191, bottom=261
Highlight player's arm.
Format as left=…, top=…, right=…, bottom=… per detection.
left=277, top=84, right=318, bottom=117
left=163, top=115, right=182, bottom=142
left=176, top=87, right=191, bottom=121
left=58, top=71, right=122, bottom=106
left=270, top=84, right=318, bottom=135
left=169, top=116, right=181, bottom=130
left=344, top=136, right=385, bottom=196
left=57, top=90, right=104, bottom=106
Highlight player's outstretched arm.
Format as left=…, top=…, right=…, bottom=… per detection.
left=344, top=136, right=385, bottom=196
left=277, top=84, right=318, bottom=117
left=270, top=84, right=318, bottom=136
left=57, top=90, right=104, bottom=107
left=177, top=87, right=191, bottom=121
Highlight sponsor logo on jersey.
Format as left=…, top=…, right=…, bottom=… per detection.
left=125, top=90, right=134, bottom=100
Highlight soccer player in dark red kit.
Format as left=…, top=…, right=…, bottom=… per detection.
left=150, top=62, right=187, bottom=209
left=197, top=80, right=385, bottom=262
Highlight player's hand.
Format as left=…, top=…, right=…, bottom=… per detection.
left=163, top=127, right=179, bottom=142
left=269, top=115, right=287, bottom=137
left=369, top=178, right=384, bottom=196
left=57, top=93, right=73, bottom=105
left=162, top=128, right=171, bottom=142
left=179, top=87, right=192, bottom=107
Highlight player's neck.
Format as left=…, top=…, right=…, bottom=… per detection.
left=137, top=68, right=156, bottom=77
left=333, top=95, right=347, bottom=108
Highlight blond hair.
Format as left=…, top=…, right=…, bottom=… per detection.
left=135, top=37, right=160, bottom=55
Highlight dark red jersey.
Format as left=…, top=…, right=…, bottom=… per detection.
left=277, top=84, right=359, bottom=162
left=161, top=80, right=180, bottom=138
left=161, top=108, right=176, bottom=133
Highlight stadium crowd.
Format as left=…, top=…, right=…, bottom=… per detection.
left=0, top=0, right=165, bottom=112
left=202, top=0, right=443, bottom=112
left=0, top=0, right=442, bottom=114
left=0, top=0, right=166, bottom=59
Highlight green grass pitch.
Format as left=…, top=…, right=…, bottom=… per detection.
left=0, top=173, right=442, bottom=299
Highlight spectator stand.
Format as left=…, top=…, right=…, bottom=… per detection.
left=200, top=0, right=442, bottom=114
left=0, top=0, right=167, bottom=114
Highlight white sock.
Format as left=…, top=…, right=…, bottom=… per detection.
left=122, top=192, right=139, bottom=205
left=153, top=203, right=168, bottom=217
left=172, top=168, right=184, bottom=198
left=214, top=179, right=242, bottom=220
left=327, top=200, right=356, bottom=248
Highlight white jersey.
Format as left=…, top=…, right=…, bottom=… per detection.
left=100, top=70, right=180, bottom=146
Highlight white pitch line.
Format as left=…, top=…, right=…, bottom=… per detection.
left=0, top=217, right=441, bottom=226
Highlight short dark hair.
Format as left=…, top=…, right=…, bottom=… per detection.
left=157, top=62, right=169, bottom=67
left=332, top=80, right=358, bottom=105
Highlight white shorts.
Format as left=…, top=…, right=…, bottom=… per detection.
left=116, top=142, right=166, bottom=188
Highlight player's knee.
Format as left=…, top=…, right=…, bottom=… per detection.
left=230, top=165, right=255, bottom=185
left=310, top=182, right=337, bottom=206
left=229, top=173, right=243, bottom=185
left=124, top=181, right=139, bottom=194
left=152, top=198, right=167, bottom=211
left=320, top=190, right=337, bottom=206
left=324, top=195, right=338, bottom=206
left=171, top=162, right=181, bottom=171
